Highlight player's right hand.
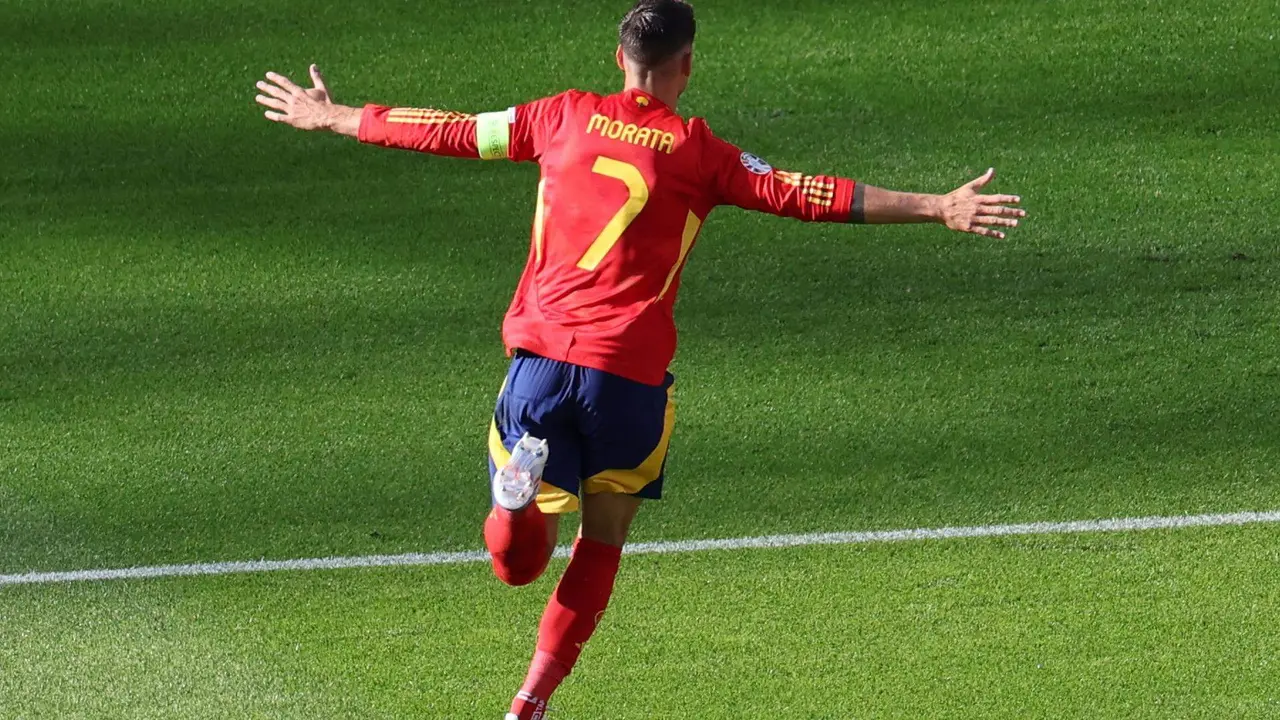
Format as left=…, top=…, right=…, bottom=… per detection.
left=255, top=65, right=337, bottom=131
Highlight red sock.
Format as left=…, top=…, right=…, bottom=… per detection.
left=483, top=503, right=550, bottom=587
left=508, top=538, right=622, bottom=719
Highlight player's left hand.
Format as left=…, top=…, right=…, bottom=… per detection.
left=255, top=65, right=338, bottom=131
left=939, top=168, right=1025, bottom=239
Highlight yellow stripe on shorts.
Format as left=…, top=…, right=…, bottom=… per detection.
left=584, top=384, right=676, bottom=496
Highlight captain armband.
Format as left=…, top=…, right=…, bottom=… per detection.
left=476, top=107, right=515, bottom=160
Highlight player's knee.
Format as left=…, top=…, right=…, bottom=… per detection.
left=580, top=493, right=643, bottom=548
left=579, top=521, right=628, bottom=548
left=483, top=505, right=556, bottom=586
left=491, top=552, right=550, bottom=587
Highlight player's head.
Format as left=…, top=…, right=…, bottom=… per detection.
left=616, top=0, right=697, bottom=92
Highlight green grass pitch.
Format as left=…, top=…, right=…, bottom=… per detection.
left=2, top=0, right=1278, bottom=717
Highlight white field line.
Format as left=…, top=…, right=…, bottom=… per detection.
left=3, top=510, right=1278, bottom=588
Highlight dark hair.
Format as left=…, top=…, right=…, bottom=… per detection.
left=619, top=0, right=696, bottom=66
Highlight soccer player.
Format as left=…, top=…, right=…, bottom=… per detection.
left=255, top=1, right=1024, bottom=716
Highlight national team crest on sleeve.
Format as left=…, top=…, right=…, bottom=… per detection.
left=740, top=152, right=773, bottom=175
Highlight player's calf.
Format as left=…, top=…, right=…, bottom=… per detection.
left=506, top=493, right=638, bottom=718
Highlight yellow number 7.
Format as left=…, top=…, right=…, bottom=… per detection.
left=576, top=156, right=650, bottom=271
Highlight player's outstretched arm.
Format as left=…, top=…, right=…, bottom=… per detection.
left=255, top=66, right=361, bottom=136
left=859, top=168, right=1025, bottom=240
left=255, top=65, right=547, bottom=161
left=708, top=136, right=1025, bottom=238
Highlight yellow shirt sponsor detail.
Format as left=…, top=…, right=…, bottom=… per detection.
left=586, top=113, right=675, bottom=154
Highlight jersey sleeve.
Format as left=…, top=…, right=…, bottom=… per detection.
left=357, top=105, right=482, bottom=158
left=701, top=127, right=858, bottom=223
left=507, top=92, right=574, bottom=163
left=357, top=92, right=573, bottom=163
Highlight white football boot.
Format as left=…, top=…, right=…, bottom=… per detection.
left=492, top=434, right=549, bottom=511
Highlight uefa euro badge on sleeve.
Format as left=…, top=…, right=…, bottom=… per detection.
left=493, top=434, right=550, bottom=511
left=740, top=152, right=773, bottom=175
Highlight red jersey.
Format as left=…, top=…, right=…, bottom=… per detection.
left=359, top=89, right=858, bottom=385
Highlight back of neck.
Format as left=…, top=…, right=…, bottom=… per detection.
left=624, top=75, right=680, bottom=111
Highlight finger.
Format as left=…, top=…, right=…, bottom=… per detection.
left=978, top=203, right=1027, bottom=218
left=264, top=111, right=286, bottom=122
left=975, top=215, right=1019, bottom=228
left=255, top=94, right=288, bottom=111
left=309, top=64, right=328, bottom=92
left=970, top=225, right=1006, bottom=240
left=979, top=193, right=1021, bottom=205
left=265, top=71, right=304, bottom=94
left=256, top=80, right=292, bottom=101
left=966, top=167, right=995, bottom=189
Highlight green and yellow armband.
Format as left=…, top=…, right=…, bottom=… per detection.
left=475, top=109, right=512, bottom=160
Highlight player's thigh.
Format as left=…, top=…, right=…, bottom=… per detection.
left=489, top=351, right=584, bottom=515
left=578, top=369, right=675, bottom=503
left=579, top=492, right=644, bottom=548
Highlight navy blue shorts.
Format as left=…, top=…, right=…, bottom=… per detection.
left=488, top=350, right=675, bottom=514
